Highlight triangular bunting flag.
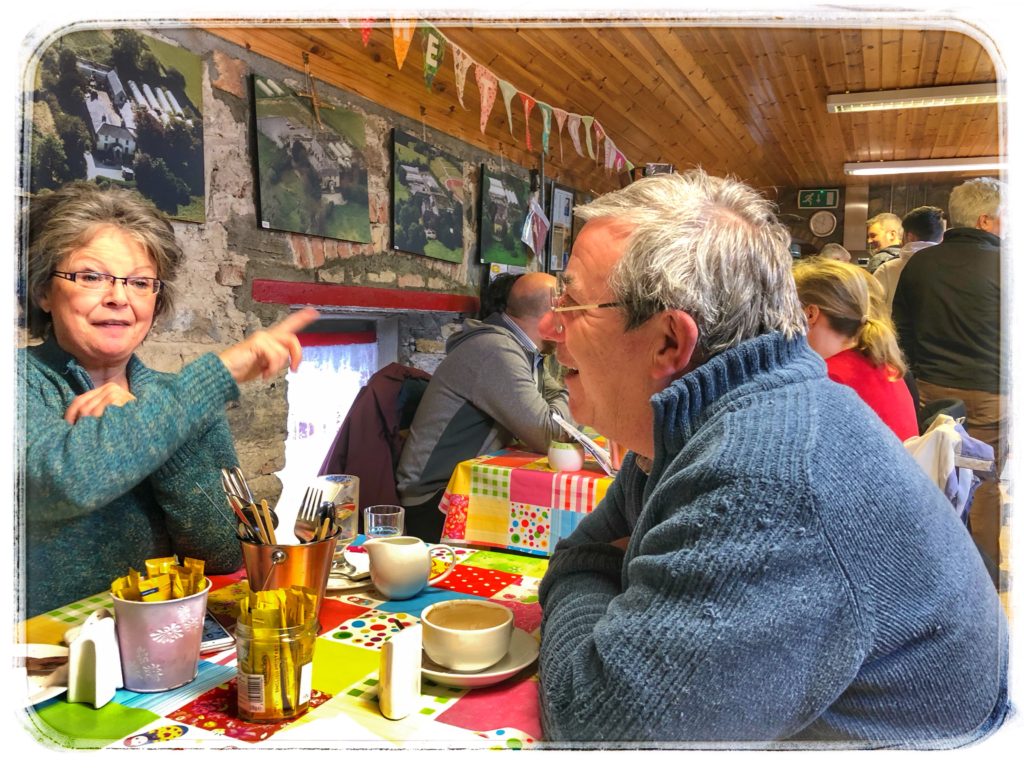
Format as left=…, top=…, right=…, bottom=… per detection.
left=422, top=25, right=446, bottom=89
left=360, top=19, right=373, bottom=47
left=392, top=20, right=416, bottom=70
left=581, top=116, right=595, bottom=161
left=567, top=114, right=584, bottom=157
left=453, top=45, right=473, bottom=108
left=594, top=121, right=606, bottom=162
left=498, top=80, right=518, bottom=138
left=553, top=108, right=568, bottom=160
left=538, top=102, right=553, bottom=156
left=520, top=94, right=536, bottom=152
left=475, top=66, right=498, bottom=134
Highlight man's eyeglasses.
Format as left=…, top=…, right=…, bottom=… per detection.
left=51, top=271, right=162, bottom=296
left=550, top=277, right=621, bottom=314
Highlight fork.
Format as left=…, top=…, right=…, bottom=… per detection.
left=294, top=487, right=323, bottom=543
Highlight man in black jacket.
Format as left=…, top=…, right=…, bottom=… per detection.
left=892, top=177, right=1004, bottom=580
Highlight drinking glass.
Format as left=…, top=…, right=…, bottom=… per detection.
left=364, top=505, right=405, bottom=539
left=316, top=474, right=359, bottom=564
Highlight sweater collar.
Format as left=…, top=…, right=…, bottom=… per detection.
left=31, top=334, right=148, bottom=393
left=648, top=332, right=825, bottom=466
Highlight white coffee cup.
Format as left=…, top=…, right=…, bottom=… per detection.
left=421, top=599, right=514, bottom=672
left=548, top=440, right=584, bottom=472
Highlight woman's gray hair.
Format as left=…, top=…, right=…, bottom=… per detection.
left=575, top=169, right=805, bottom=357
left=948, top=177, right=1003, bottom=229
left=24, top=181, right=182, bottom=338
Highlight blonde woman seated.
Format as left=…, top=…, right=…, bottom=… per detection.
left=792, top=258, right=918, bottom=441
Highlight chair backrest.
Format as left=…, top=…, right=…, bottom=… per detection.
left=918, top=397, right=967, bottom=435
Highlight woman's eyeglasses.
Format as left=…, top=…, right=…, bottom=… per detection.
left=51, top=271, right=162, bottom=296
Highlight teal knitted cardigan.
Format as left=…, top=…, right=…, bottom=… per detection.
left=19, top=336, right=243, bottom=616
left=538, top=332, right=1009, bottom=747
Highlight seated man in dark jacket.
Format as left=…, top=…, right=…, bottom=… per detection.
left=396, top=271, right=570, bottom=541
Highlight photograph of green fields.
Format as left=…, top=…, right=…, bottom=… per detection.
left=391, top=129, right=465, bottom=263
left=29, top=29, right=205, bottom=222
left=253, top=75, right=371, bottom=243
left=478, top=166, right=530, bottom=266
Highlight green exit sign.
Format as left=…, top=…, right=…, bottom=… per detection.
left=798, top=189, right=840, bottom=209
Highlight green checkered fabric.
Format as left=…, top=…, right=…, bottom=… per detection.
left=44, top=592, right=113, bottom=624
left=471, top=464, right=512, bottom=498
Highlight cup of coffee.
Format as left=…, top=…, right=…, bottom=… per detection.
left=420, top=599, right=514, bottom=672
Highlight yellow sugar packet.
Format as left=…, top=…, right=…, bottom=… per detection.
left=138, top=573, right=172, bottom=602
left=144, top=556, right=179, bottom=579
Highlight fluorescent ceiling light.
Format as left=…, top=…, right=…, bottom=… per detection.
left=843, top=157, right=1006, bottom=176
left=827, top=83, right=1003, bottom=113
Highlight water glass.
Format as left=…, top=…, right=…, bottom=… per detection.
left=316, top=474, right=359, bottom=559
left=364, top=505, right=405, bottom=538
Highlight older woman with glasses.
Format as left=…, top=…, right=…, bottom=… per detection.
left=20, top=181, right=318, bottom=616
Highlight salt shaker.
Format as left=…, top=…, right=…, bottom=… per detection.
left=378, top=623, right=422, bottom=720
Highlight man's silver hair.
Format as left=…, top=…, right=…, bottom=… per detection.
left=866, top=212, right=904, bottom=240
left=574, top=168, right=806, bottom=357
left=948, top=177, right=1003, bottom=229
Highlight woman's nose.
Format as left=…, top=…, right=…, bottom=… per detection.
left=538, top=309, right=565, bottom=341
left=102, top=278, right=130, bottom=303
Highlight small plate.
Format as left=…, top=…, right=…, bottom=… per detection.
left=326, top=572, right=371, bottom=591
left=421, top=628, right=539, bottom=689
left=16, top=644, right=69, bottom=708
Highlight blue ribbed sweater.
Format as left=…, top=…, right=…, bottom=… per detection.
left=19, top=336, right=244, bottom=616
left=538, top=332, right=1009, bottom=747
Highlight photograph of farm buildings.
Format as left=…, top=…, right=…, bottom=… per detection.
left=253, top=75, right=371, bottom=244
left=391, top=129, right=465, bottom=263
left=479, top=167, right=530, bottom=266
left=29, top=29, right=205, bottom=222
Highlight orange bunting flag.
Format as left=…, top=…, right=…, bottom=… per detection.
left=392, top=20, right=416, bottom=70
left=453, top=45, right=473, bottom=108
left=498, top=80, right=518, bottom=138
left=476, top=66, right=498, bottom=134
left=520, top=94, right=536, bottom=151
left=360, top=19, right=374, bottom=47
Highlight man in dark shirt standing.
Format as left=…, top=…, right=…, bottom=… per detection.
left=892, top=177, right=1004, bottom=579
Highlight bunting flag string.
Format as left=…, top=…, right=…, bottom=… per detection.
left=367, top=21, right=634, bottom=170
left=475, top=66, right=498, bottom=134
left=567, top=114, right=584, bottom=158
left=520, top=94, right=536, bottom=152
left=392, top=20, right=416, bottom=70
left=498, top=80, right=518, bottom=138
left=422, top=25, right=446, bottom=89
left=452, top=45, right=473, bottom=108
left=539, top=102, right=552, bottom=156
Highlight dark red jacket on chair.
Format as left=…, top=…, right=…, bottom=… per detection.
left=318, top=362, right=432, bottom=512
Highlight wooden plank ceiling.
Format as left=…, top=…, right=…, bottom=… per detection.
left=206, top=19, right=1002, bottom=196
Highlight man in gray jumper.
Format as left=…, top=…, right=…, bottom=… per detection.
left=396, top=271, right=570, bottom=541
left=535, top=170, right=1008, bottom=747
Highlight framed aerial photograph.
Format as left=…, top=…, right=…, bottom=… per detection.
left=547, top=182, right=575, bottom=272
left=253, top=74, right=371, bottom=243
left=478, top=165, right=531, bottom=266
left=28, top=28, right=206, bottom=222
left=391, top=129, right=465, bottom=262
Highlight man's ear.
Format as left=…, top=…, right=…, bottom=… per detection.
left=651, top=309, right=700, bottom=379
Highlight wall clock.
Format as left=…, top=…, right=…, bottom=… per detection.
left=809, top=210, right=837, bottom=237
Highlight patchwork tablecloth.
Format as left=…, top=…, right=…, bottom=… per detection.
left=19, top=544, right=549, bottom=751
left=439, top=449, right=613, bottom=555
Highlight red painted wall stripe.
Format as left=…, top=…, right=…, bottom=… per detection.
left=297, top=331, right=377, bottom=347
left=252, top=278, right=479, bottom=314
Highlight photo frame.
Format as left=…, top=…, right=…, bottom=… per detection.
left=391, top=128, right=465, bottom=262
left=546, top=182, right=575, bottom=272
left=478, top=164, right=531, bottom=266
left=253, top=73, right=371, bottom=242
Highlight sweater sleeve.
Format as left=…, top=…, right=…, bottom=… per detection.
left=24, top=353, right=240, bottom=522
left=147, top=412, right=244, bottom=574
left=462, top=337, right=570, bottom=453
left=537, top=472, right=866, bottom=744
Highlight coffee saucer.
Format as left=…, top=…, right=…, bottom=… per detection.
left=421, top=628, right=539, bottom=689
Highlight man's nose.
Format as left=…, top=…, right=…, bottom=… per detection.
left=538, top=309, right=564, bottom=341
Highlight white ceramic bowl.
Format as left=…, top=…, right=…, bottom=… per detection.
left=420, top=599, right=514, bottom=672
